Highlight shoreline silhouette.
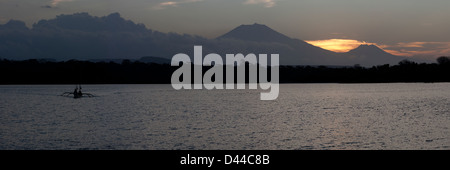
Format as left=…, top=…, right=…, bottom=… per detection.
left=1, top=56, right=449, bottom=84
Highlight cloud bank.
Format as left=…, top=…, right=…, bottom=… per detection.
left=381, top=42, right=450, bottom=59
left=51, top=0, right=74, bottom=7
left=153, top=0, right=204, bottom=10
left=244, top=0, right=277, bottom=8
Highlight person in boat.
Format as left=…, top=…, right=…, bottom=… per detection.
left=78, top=86, right=82, bottom=97
left=74, top=87, right=81, bottom=98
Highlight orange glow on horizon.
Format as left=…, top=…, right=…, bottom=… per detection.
left=305, top=39, right=377, bottom=53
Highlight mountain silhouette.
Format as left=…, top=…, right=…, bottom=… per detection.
left=342, top=44, right=404, bottom=66
left=216, top=23, right=343, bottom=65
left=347, top=44, right=390, bottom=56
left=0, top=12, right=406, bottom=66
left=215, top=23, right=405, bottom=66
left=218, top=23, right=294, bottom=44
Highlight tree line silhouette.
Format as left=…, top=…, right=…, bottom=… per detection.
left=0, top=57, right=449, bottom=84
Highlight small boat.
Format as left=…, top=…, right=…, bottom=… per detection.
left=60, top=85, right=95, bottom=98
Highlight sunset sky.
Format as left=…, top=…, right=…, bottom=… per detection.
left=1, top=0, right=450, bottom=59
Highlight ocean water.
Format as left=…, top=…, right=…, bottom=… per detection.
left=0, top=83, right=449, bottom=150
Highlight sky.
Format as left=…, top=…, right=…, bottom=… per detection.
left=1, top=0, right=450, bottom=59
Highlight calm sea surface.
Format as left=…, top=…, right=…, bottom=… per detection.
left=0, top=83, right=449, bottom=150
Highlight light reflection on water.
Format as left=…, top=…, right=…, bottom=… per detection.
left=0, top=83, right=449, bottom=150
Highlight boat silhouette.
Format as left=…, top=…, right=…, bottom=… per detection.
left=60, top=85, right=94, bottom=98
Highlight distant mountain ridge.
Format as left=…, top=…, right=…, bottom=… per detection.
left=0, top=12, right=405, bottom=66
left=217, top=23, right=404, bottom=66
left=347, top=44, right=395, bottom=58
left=343, top=44, right=405, bottom=66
